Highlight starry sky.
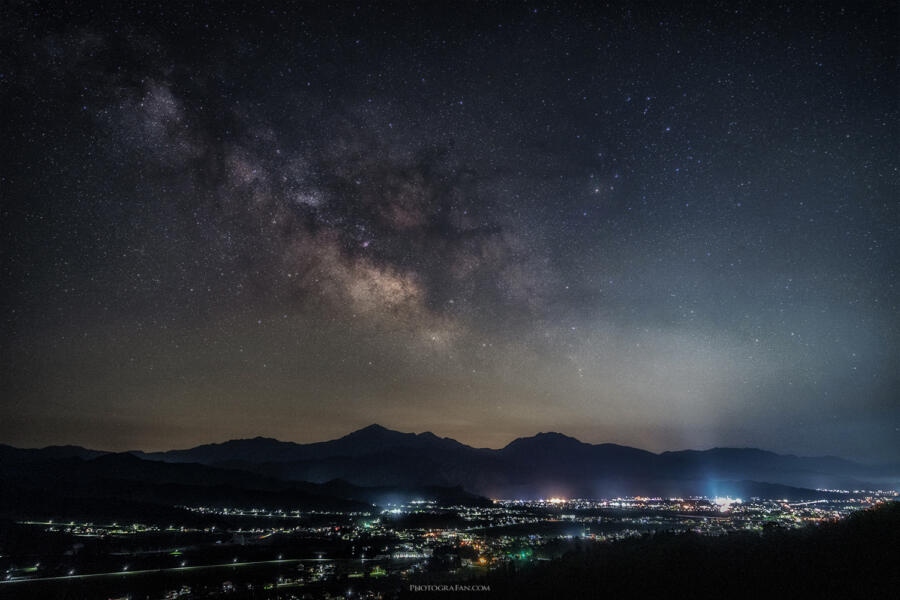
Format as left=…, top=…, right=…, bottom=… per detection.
left=1, top=2, right=897, bottom=461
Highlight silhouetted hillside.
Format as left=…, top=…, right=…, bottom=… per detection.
left=0, top=450, right=491, bottom=524
left=4, top=426, right=897, bottom=501
left=471, top=501, right=900, bottom=599
left=127, top=425, right=897, bottom=498
left=133, top=424, right=473, bottom=463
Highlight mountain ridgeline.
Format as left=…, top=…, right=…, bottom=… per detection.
left=129, top=425, right=897, bottom=499
left=0, top=441, right=491, bottom=526
left=2, top=425, right=896, bottom=521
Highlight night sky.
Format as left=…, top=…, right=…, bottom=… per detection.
left=1, top=2, right=897, bottom=461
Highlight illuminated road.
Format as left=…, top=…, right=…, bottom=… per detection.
left=0, top=557, right=338, bottom=585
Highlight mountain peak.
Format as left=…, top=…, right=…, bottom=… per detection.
left=529, top=431, right=582, bottom=444
left=362, top=423, right=389, bottom=432
left=503, top=431, right=585, bottom=452
left=535, top=431, right=578, bottom=441
left=337, top=424, right=417, bottom=445
left=347, top=424, right=396, bottom=437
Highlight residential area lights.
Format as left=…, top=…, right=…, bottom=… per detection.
left=2, top=493, right=892, bottom=596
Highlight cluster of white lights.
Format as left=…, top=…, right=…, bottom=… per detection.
left=713, top=497, right=743, bottom=511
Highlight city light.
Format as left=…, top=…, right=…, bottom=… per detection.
left=1, top=493, right=892, bottom=594
left=714, top=497, right=743, bottom=512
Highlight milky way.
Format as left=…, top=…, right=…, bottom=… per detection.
left=1, top=2, right=897, bottom=460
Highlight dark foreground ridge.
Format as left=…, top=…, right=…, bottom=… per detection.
left=430, top=502, right=900, bottom=599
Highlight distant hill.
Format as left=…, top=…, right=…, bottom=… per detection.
left=127, top=425, right=897, bottom=499
left=0, top=449, right=491, bottom=523
left=0, top=443, right=107, bottom=462
left=4, top=426, right=896, bottom=502
left=131, top=424, right=472, bottom=463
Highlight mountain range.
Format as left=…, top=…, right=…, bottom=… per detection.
left=0, top=440, right=490, bottom=526
left=3, top=425, right=896, bottom=515
left=130, top=424, right=899, bottom=498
